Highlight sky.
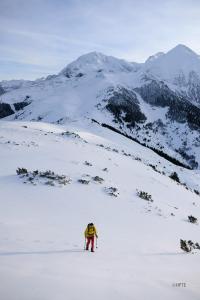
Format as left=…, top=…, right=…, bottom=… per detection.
left=1, top=0, right=200, bottom=80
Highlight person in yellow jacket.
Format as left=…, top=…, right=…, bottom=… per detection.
left=84, top=223, right=98, bottom=252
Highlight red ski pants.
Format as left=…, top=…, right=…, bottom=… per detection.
left=86, top=236, right=94, bottom=251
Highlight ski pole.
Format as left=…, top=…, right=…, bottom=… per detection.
left=96, top=237, right=98, bottom=249
left=84, top=238, right=86, bottom=250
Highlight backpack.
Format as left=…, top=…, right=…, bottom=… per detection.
left=87, top=223, right=95, bottom=236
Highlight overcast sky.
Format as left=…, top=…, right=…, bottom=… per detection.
left=1, top=0, right=200, bottom=80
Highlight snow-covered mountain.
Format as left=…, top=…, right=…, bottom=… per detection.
left=144, top=44, right=200, bottom=105
left=1, top=45, right=200, bottom=300
left=60, top=51, right=140, bottom=76
left=0, top=44, right=200, bottom=169
left=145, top=44, right=200, bottom=80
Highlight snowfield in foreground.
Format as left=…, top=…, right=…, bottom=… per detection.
left=0, top=120, right=200, bottom=300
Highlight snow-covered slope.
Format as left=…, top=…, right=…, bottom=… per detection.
left=0, top=78, right=44, bottom=93
left=0, top=120, right=200, bottom=300
left=0, top=45, right=200, bottom=170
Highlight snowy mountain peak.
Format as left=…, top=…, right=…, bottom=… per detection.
left=166, top=44, right=199, bottom=60
left=1, top=44, right=200, bottom=170
left=68, top=51, right=108, bottom=65
left=60, top=51, right=136, bottom=77
left=144, top=44, right=200, bottom=82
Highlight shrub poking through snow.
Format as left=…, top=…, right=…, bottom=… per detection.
left=33, top=170, right=39, bottom=176
left=61, top=131, right=87, bottom=143
left=105, top=187, right=119, bottom=197
left=37, top=170, right=70, bottom=185
left=61, top=131, right=81, bottom=139
left=97, top=144, right=105, bottom=148
left=92, top=176, right=104, bottom=184
left=180, top=239, right=200, bottom=252
left=180, top=239, right=192, bottom=252
left=39, top=170, right=56, bottom=179
left=84, top=161, right=93, bottom=166
left=16, top=168, right=28, bottom=175
left=169, top=172, right=180, bottom=183
left=188, top=215, right=198, bottom=224
left=195, top=242, right=200, bottom=250
left=135, top=157, right=142, bottom=161
left=194, top=189, right=200, bottom=196
left=137, top=190, right=153, bottom=202
left=16, top=168, right=71, bottom=186
left=78, top=179, right=90, bottom=184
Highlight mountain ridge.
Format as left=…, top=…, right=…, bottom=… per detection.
left=0, top=44, right=200, bottom=169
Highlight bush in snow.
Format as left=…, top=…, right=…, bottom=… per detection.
left=169, top=172, right=180, bottom=183
left=38, top=170, right=70, bottom=185
left=84, top=161, right=93, bottom=166
left=105, top=187, right=119, bottom=197
left=16, top=168, right=71, bottom=186
left=180, top=239, right=191, bottom=252
left=148, top=164, right=157, bottom=171
left=78, top=179, right=90, bottom=184
left=122, top=151, right=132, bottom=157
left=194, top=189, right=200, bottom=196
left=135, top=157, right=142, bottom=161
left=195, top=242, right=200, bottom=250
left=97, top=144, right=105, bottom=148
left=180, top=239, right=200, bottom=253
left=16, top=168, right=28, bottom=175
left=137, top=190, right=153, bottom=202
left=92, top=176, right=104, bottom=184
left=182, top=183, right=189, bottom=190
left=61, top=131, right=81, bottom=139
left=61, top=131, right=87, bottom=143
left=75, top=72, right=84, bottom=77
left=39, top=170, right=56, bottom=179
left=188, top=215, right=198, bottom=224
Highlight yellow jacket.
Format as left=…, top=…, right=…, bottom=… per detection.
left=84, top=224, right=98, bottom=238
